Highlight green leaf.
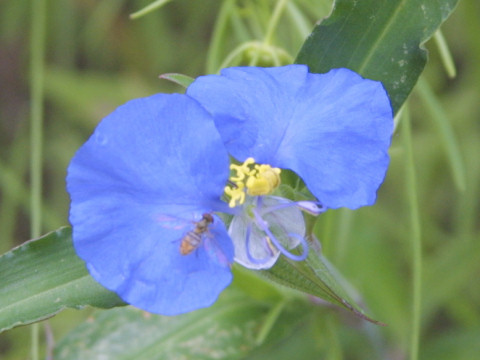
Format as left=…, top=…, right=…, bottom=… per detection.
left=54, top=292, right=308, bottom=360
left=159, top=73, right=195, bottom=88
left=261, top=235, right=384, bottom=325
left=0, top=227, right=124, bottom=333
left=296, top=0, right=459, bottom=114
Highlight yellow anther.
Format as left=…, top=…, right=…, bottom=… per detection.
left=245, top=176, right=271, bottom=196
left=229, top=157, right=256, bottom=182
left=258, top=164, right=281, bottom=188
left=224, top=183, right=246, bottom=208
left=225, top=158, right=282, bottom=207
left=246, top=165, right=281, bottom=196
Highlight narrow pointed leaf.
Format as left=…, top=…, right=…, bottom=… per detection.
left=159, top=73, right=195, bottom=88
left=130, top=0, right=173, bottom=20
left=261, top=237, right=384, bottom=325
left=296, top=0, right=460, bottom=114
left=0, top=227, right=124, bottom=332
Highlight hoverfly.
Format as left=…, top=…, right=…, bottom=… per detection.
left=179, top=213, right=214, bottom=255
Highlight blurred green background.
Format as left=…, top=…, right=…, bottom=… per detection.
left=1, top=0, right=479, bottom=359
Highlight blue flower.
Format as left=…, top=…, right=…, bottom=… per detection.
left=186, top=65, right=392, bottom=269
left=67, top=93, right=234, bottom=315
left=187, top=65, right=393, bottom=210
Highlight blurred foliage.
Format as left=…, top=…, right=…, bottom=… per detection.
left=0, top=0, right=479, bottom=359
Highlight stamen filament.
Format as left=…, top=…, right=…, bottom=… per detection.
left=261, top=200, right=326, bottom=216
left=252, top=206, right=309, bottom=261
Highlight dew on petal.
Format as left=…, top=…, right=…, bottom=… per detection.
left=94, top=131, right=108, bottom=146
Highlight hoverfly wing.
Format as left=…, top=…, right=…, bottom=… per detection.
left=203, top=235, right=231, bottom=267
left=156, top=214, right=190, bottom=230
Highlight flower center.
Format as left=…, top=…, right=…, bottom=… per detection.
left=224, top=157, right=281, bottom=208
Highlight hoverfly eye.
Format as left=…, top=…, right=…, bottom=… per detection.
left=203, top=213, right=214, bottom=224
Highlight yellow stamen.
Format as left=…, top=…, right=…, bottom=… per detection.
left=229, top=157, right=255, bottom=182
left=246, top=165, right=281, bottom=196
left=224, top=157, right=281, bottom=207
left=224, top=183, right=245, bottom=208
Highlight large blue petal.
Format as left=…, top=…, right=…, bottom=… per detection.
left=67, top=94, right=233, bottom=315
left=187, top=65, right=393, bottom=209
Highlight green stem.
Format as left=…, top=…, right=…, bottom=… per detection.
left=218, top=42, right=254, bottom=70
left=129, top=0, right=172, bottom=20
left=30, top=0, right=46, bottom=239
left=30, top=0, right=47, bottom=357
left=285, top=1, right=312, bottom=39
left=263, top=0, right=289, bottom=45
left=401, top=106, right=422, bottom=360
left=333, top=208, right=353, bottom=265
left=206, top=0, right=235, bottom=74
left=433, top=30, right=456, bottom=78
left=416, top=78, right=466, bottom=192
left=255, top=299, right=287, bottom=345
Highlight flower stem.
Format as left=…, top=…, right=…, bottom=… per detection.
left=264, top=0, right=289, bottom=45
left=30, top=0, right=47, bottom=356
left=402, top=105, right=422, bottom=360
